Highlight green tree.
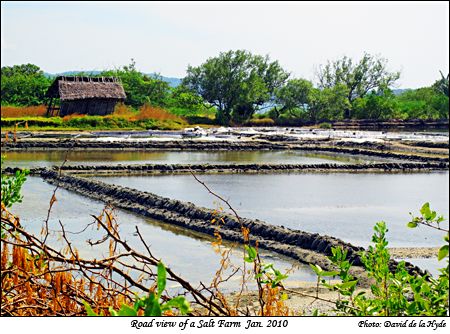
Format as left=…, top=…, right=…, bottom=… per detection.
left=352, top=87, right=398, bottom=120
left=274, top=79, right=313, bottom=119
left=1, top=64, right=51, bottom=106
left=168, top=84, right=209, bottom=115
left=309, top=84, right=351, bottom=121
left=102, top=60, right=171, bottom=108
left=183, top=50, right=289, bottom=125
left=432, top=71, right=449, bottom=97
left=396, top=87, right=449, bottom=119
left=316, top=53, right=400, bottom=118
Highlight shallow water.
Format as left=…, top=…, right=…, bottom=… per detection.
left=396, top=258, right=444, bottom=278
left=1, top=149, right=396, bottom=169
left=10, top=177, right=316, bottom=292
left=94, top=172, right=449, bottom=248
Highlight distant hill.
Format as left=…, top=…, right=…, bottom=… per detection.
left=44, top=71, right=182, bottom=87
left=392, top=88, right=411, bottom=96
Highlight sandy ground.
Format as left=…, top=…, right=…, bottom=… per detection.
left=388, top=247, right=440, bottom=259
left=224, top=281, right=371, bottom=316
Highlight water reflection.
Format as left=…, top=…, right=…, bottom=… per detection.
left=2, top=149, right=397, bottom=169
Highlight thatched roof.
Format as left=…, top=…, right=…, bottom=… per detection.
left=46, top=76, right=126, bottom=101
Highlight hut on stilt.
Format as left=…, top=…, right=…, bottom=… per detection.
left=45, top=76, right=126, bottom=116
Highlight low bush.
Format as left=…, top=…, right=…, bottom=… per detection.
left=313, top=203, right=449, bottom=316
left=246, top=118, right=275, bottom=127
left=318, top=122, right=332, bottom=129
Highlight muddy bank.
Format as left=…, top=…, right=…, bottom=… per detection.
left=5, top=161, right=446, bottom=177
left=288, top=144, right=448, bottom=163
left=39, top=169, right=424, bottom=279
left=401, top=141, right=449, bottom=149
left=326, top=119, right=449, bottom=130
left=1, top=139, right=286, bottom=151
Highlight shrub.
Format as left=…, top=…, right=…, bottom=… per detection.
left=318, top=122, right=332, bottom=129
left=313, top=203, right=449, bottom=316
left=185, top=115, right=216, bottom=125
left=246, top=118, right=275, bottom=127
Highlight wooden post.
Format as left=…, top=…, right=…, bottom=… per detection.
left=46, top=97, right=54, bottom=117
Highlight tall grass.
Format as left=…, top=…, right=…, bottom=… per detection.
left=112, top=103, right=136, bottom=118
left=134, top=105, right=184, bottom=122
left=1, top=104, right=188, bottom=130
left=1, top=105, right=47, bottom=117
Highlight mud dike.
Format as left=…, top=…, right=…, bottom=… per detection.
left=47, top=161, right=450, bottom=175
left=38, top=168, right=425, bottom=281
left=3, top=161, right=448, bottom=177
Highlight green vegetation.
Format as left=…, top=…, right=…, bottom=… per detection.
left=1, top=115, right=187, bottom=131
left=183, top=50, right=289, bottom=125
left=1, top=52, right=449, bottom=128
left=1, top=157, right=29, bottom=236
left=1, top=64, right=52, bottom=106
left=316, top=53, right=401, bottom=119
left=1, top=157, right=29, bottom=209
left=312, top=203, right=449, bottom=316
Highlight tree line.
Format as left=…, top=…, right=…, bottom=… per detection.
left=1, top=51, right=448, bottom=125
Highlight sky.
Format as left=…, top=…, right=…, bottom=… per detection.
left=1, top=1, right=449, bottom=88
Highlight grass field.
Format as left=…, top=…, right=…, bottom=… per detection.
left=0, top=104, right=215, bottom=131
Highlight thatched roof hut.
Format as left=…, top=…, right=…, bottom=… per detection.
left=45, top=76, right=126, bottom=116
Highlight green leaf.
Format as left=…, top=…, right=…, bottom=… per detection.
left=83, top=301, right=99, bottom=316
left=118, top=304, right=138, bottom=316
left=429, top=211, right=437, bottom=221
left=144, top=293, right=156, bottom=315
left=150, top=301, right=162, bottom=316
left=157, top=261, right=167, bottom=299
left=143, top=293, right=162, bottom=316
left=438, top=245, right=449, bottom=261
left=420, top=202, right=432, bottom=220
left=163, top=296, right=191, bottom=315
left=407, top=221, right=418, bottom=228
left=108, top=307, right=119, bottom=316
left=245, top=245, right=257, bottom=261
left=337, top=280, right=357, bottom=290
left=309, top=264, right=323, bottom=275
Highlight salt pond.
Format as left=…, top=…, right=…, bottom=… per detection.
left=93, top=172, right=449, bottom=248
left=1, top=149, right=398, bottom=169
left=11, top=177, right=317, bottom=292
